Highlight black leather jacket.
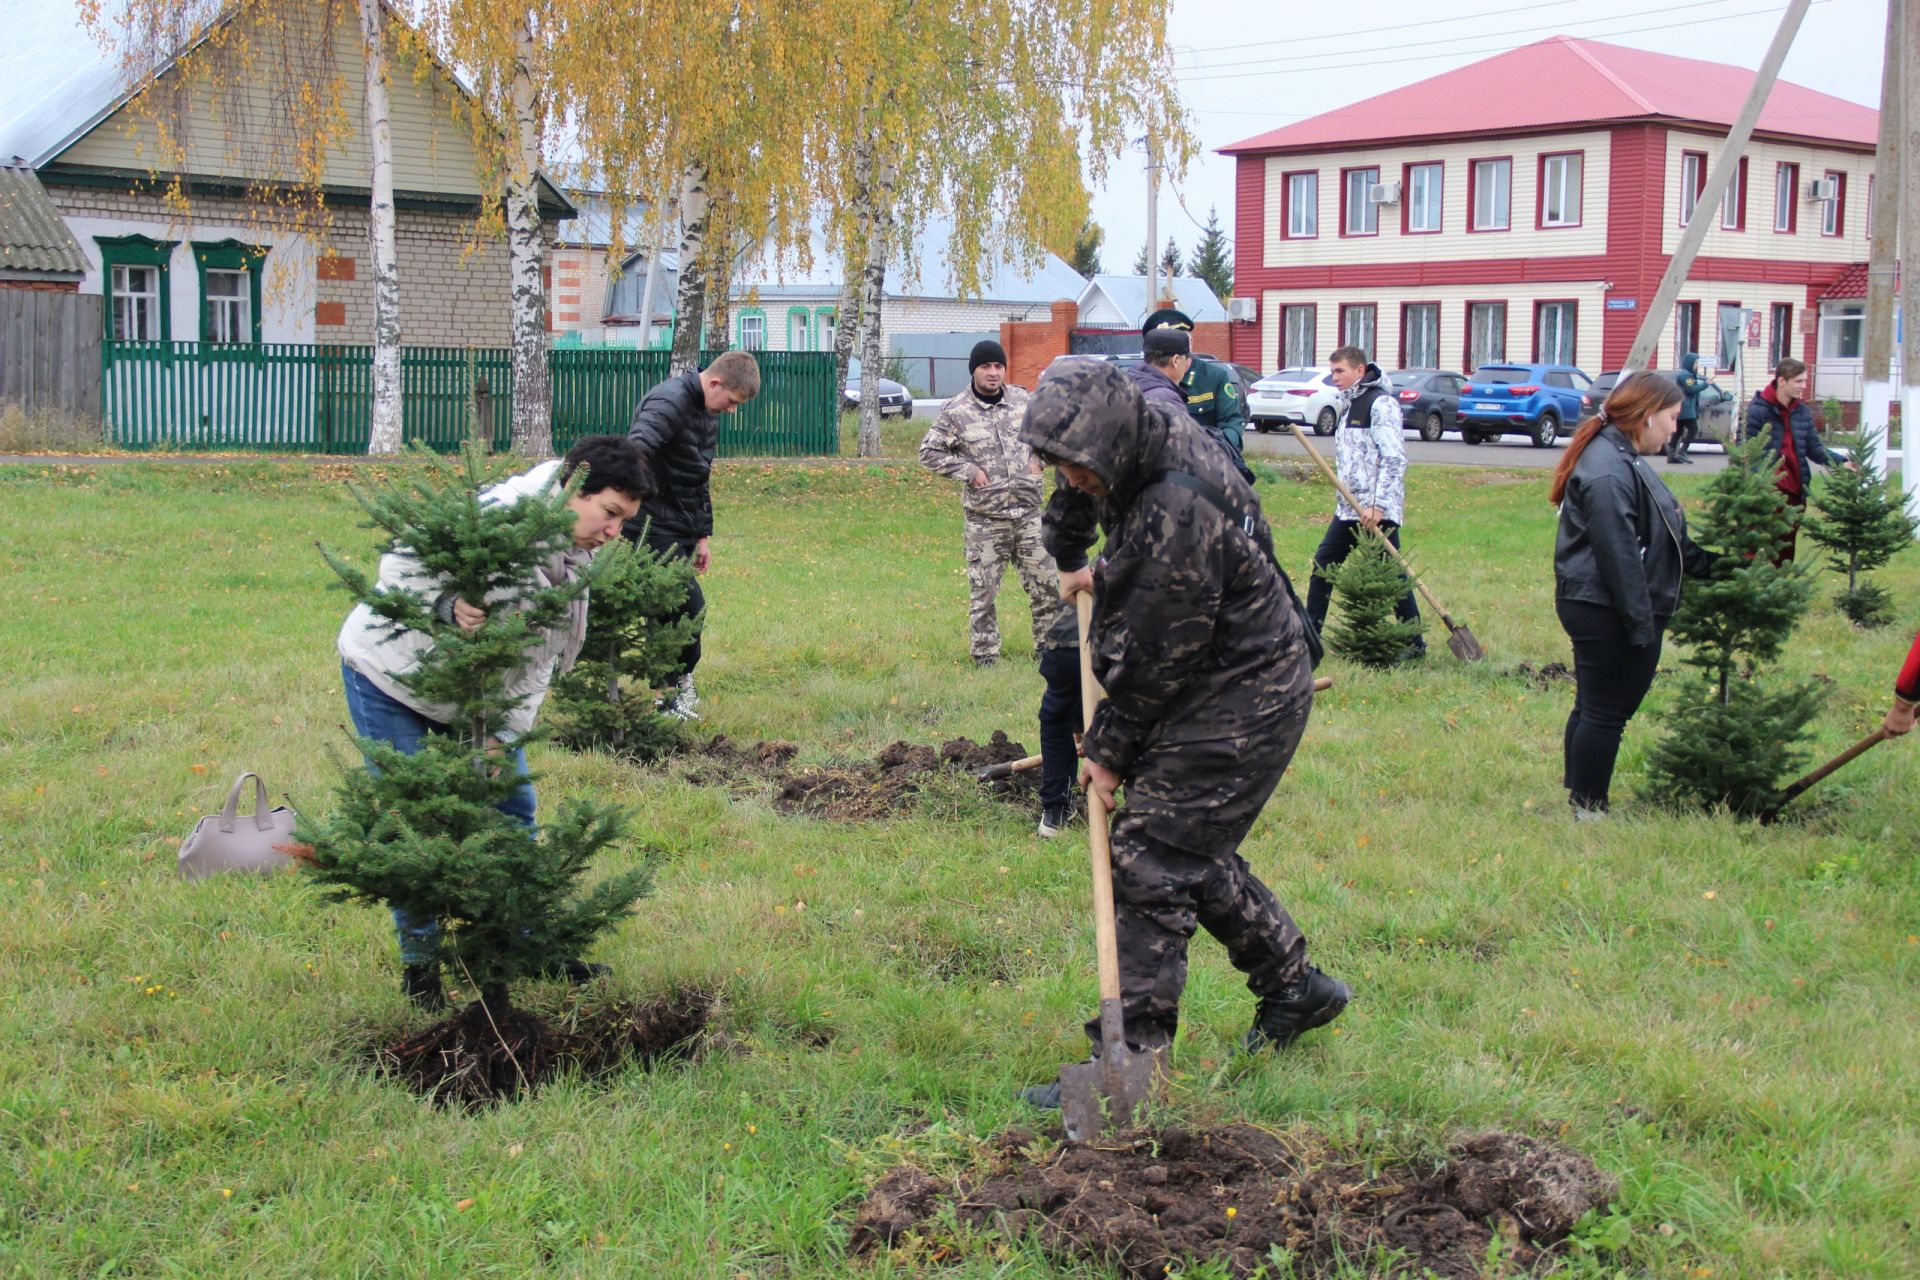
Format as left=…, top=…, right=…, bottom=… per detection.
left=1555, top=424, right=1716, bottom=645
left=623, top=369, right=717, bottom=545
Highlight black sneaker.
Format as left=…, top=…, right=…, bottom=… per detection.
left=973, top=654, right=999, bottom=669
left=1241, top=967, right=1350, bottom=1052
left=1037, top=799, right=1075, bottom=838
left=543, top=959, right=611, bottom=985
left=402, top=963, right=447, bottom=1012
left=1017, top=1080, right=1062, bottom=1109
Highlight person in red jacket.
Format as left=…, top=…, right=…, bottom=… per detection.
left=1886, top=628, right=1920, bottom=735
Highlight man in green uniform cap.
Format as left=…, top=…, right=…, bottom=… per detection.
left=1143, top=308, right=1253, bottom=480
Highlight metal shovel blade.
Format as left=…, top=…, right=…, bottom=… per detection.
left=1443, top=616, right=1487, bottom=663
left=1058, top=1000, right=1161, bottom=1142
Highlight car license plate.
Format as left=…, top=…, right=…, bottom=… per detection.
left=1474, top=402, right=1501, bottom=411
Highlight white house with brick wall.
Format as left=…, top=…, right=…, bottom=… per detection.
left=1221, top=36, right=1877, bottom=397
left=0, top=0, right=572, bottom=351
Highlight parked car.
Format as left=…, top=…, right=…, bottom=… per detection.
left=1589, top=369, right=1736, bottom=445
left=842, top=357, right=913, bottom=418
left=1385, top=369, right=1469, bottom=442
left=1249, top=367, right=1340, bottom=434
left=1457, top=363, right=1594, bottom=447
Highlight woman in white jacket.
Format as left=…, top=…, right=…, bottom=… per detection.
left=337, top=435, right=651, bottom=1009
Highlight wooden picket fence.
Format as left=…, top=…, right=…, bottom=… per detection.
left=100, top=342, right=839, bottom=456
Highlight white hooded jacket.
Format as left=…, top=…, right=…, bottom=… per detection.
left=337, top=459, right=593, bottom=741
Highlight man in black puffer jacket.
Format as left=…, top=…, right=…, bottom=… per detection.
left=623, top=351, right=760, bottom=718
left=1014, top=362, right=1348, bottom=1110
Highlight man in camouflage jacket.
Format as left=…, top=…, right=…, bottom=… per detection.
left=919, top=340, right=1064, bottom=665
left=1016, top=362, right=1348, bottom=1101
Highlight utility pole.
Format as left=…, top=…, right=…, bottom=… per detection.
left=1861, top=0, right=1901, bottom=462
left=1145, top=129, right=1161, bottom=315
left=1903, top=0, right=1920, bottom=520
left=1623, top=0, right=1813, bottom=372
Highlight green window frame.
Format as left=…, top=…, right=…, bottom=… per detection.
left=786, top=306, right=812, bottom=350
left=96, top=234, right=177, bottom=342
left=735, top=306, right=768, bottom=351
left=814, top=306, right=836, bottom=350
left=192, top=238, right=268, bottom=345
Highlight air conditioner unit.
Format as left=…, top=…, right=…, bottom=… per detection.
left=1368, top=181, right=1402, bottom=205
left=1227, top=297, right=1257, bottom=323
left=1806, top=178, right=1837, bottom=201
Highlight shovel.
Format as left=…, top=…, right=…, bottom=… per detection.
left=971, top=753, right=1042, bottom=781
left=1762, top=726, right=1894, bottom=821
left=1057, top=591, right=1161, bottom=1142
left=1282, top=420, right=1487, bottom=662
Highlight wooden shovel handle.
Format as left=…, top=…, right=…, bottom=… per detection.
left=1778, top=727, right=1893, bottom=803
left=1076, top=593, right=1123, bottom=1010
left=1282, top=419, right=1461, bottom=625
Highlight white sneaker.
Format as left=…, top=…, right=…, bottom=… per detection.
left=665, top=673, right=701, bottom=721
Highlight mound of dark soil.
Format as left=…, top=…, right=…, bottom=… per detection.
left=1514, top=660, right=1573, bottom=689
left=850, top=1124, right=1615, bottom=1279
left=687, top=732, right=1038, bottom=821
left=376, top=989, right=714, bottom=1108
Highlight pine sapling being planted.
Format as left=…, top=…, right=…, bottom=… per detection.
left=1802, top=431, right=1915, bottom=628
left=1321, top=528, right=1424, bottom=669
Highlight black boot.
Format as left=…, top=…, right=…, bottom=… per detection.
left=401, top=963, right=447, bottom=1012
left=542, top=958, right=611, bottom=985
left=1242, top=967, right=1350, bottom=1052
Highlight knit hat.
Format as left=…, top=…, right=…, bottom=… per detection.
left=1143, top=327, right=1190, bottom=357
left=969, top=339, right=1008, bottom=373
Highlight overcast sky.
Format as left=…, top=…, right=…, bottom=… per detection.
left=1086, top=0, right=1888, bottom=278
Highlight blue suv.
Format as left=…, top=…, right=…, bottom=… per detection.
left=1458, top=363, right=1594, bottom=448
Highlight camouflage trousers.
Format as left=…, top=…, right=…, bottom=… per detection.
left=962, top=511, right=1058, bottom=661
left=1085, top=695, right=1315, bottom=1054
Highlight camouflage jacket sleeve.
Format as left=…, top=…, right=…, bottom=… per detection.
left=1040, top=475, right=1101, bottom=572
left=1082, top=491, right=1225, bottom=775
left=916, top=404, right=977, bottom=484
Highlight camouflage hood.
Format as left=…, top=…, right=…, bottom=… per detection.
left=1019, top=362, right=1171, bottom=509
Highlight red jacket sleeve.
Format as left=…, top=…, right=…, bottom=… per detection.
left=1897, top=628, right=1920, bottom=702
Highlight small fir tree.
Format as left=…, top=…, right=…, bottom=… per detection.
left=1802, top=431, right=1915, bottom=627
left=1644, top=436, right=1821, bottom=816
left=1067, top=218, right=1104, bottom=279
left=1190, top=205, right=1233, bottom=305
left=1131, top=239, right=1151, bottom=275
left=1158, top=236, right=1184, bottom=281
left=550, top=527, right=701, bottom=760
left=297, top=447, right=653, bottom=1009
left=1320, top=530, right=1423, bottom=668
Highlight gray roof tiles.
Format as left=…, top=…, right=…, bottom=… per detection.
left=0, top=165, right=88, bottom=278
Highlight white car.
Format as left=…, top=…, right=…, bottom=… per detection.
left=1248, top=367, right=1341, bottom=435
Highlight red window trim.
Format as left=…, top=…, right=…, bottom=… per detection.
left=1466, top=155, right=1513, bottom=234
left=1463, top=299, right=1508, bottom=373
left=1675, top=299, right=1701, bottom=362
left=1531, top=298, right=1579, bottom=364
left=1339, top=165, right=1381, bottom=238
left=1720, top=156, right=1749, bottom=232
left=1281, top=169, right=1319, bottom=241
left=1338, top=302, right=1378, bottom=357
left=1280, top=303, right=1318, bottom=366
left=1678, top=149, right=1708, bottom=226
left=1402, top=161, right=1444, bottom=236
left=1536, top=151, right=1584, bottom=230
left=1398, top=301, right=1440, bottom=368
left=1773, top=161, right=1799, bottom=234
left=1822, top=170, right=1847, bottom=237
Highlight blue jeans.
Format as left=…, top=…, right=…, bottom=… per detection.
left=340, top=662, right=536, bottom=965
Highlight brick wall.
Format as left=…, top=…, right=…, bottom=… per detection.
left=1000, top=299, right=1077, bottom=390
left=1190, top=320, right=1229, bottom=361
left=0, top=278, right=81, bottom=292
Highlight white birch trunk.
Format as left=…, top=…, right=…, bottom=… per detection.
left=668, top=162, right=710, bottom=375
left=358, top=0, right=403, bottom=454
left=505, top=15, right=551, bottom=457
left=832, top=135, right=874, bottom=399
left=635, top=225, right=665, bottom=351
left=855, top=150, right=898, bottom=459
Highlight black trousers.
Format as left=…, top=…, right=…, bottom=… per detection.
left=1036, top=646, right=1083, bottom=807
left=1304, top=517, right=1422, bottom=640
left=1556, top=598, right=1664, bottom=810
left=1666, top=418, right=1699, bottom=460
left=644, top=529, right=706, bottom=677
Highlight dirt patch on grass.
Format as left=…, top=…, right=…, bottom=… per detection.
left=375, top=989, right=715, bottom=1108
left=850, top=1124, right=1615, bottom=1278
left=1513, top=660, right=1573, bottom=689
left=685, top=732, right=1038, bottom=820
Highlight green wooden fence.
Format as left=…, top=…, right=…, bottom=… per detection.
left=100, top=343, right=838, bottom=456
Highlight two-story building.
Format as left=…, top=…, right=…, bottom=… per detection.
left=1222, top=36, right=1878, bottom=392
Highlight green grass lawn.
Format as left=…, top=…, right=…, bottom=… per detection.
left=2, top=454, right=1917, bottom=1279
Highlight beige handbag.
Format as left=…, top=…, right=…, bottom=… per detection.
left=177, top=772, right=301, bottom=880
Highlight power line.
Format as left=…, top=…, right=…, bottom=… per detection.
left=1170, top=1, right=1831, bottom=84
left=1177, top=0, right=1773, bottom=75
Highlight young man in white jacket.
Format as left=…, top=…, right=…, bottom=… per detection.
left=336, top=435, right=651, bottom=1009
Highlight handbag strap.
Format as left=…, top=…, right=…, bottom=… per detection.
left=218, top=772, right=273, bottom=833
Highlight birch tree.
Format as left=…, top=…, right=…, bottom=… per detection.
left=358, top=0, right=403, bottom=454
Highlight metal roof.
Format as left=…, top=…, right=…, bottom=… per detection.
left=1077, top=275, right=1228, bottom=326
left=731, top=215, right=1087, bottom=306
left=0, top=164, right=87, bottom=278
left=1220, top=36, right=1878, bottom=155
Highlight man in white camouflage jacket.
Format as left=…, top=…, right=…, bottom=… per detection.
left=1302, top=345, right=1425, bottom=654
left=918, top=340, right=1064, bottom=666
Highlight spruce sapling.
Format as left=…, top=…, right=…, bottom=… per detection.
left=1802, top=431, right=1915, bottom=628
left=1321, top=529, right=1423, bottom=668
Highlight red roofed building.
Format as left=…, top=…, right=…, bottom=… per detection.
left=1222, top=36, right=1880, bottom=400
